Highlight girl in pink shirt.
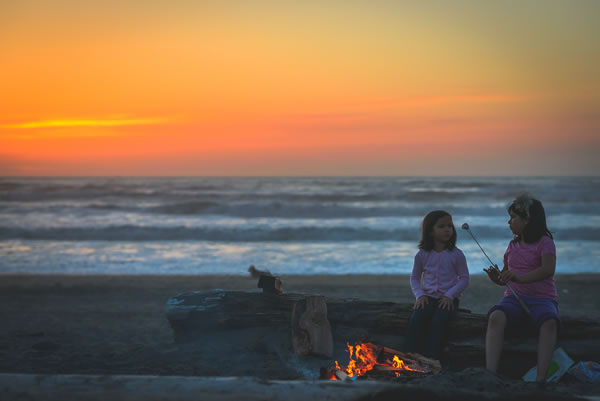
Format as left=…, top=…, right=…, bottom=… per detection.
left=404, top=210, right=470, bottom=359
left=485, top=194, right=558, bottom=383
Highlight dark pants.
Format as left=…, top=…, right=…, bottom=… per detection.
left=404, top=296, right=459, bottom=359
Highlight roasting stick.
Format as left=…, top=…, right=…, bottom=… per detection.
left=461, top=223, right=531, bottom=317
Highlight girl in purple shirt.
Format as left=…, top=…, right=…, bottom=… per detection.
left=404, top=210, right=470, bottom=359
left=485, top=194, right=558, bottom=383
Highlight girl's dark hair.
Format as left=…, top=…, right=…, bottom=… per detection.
left=419, top=210, right=456, bottom=251
left=508, top=194, right=553, bottom=243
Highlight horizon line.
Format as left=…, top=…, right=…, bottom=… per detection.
left=1, top=174, right=598, bottom=179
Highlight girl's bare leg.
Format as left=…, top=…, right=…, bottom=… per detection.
left=536, top=319, right=558, bottom=382
left=486, top=310, right=507, bottom=373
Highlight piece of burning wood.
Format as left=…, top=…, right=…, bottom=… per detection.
left=376, top=346, right=441, bottom=373
left=320, top=366, right=338, bottom=380
left=292, top=296, right=333, bottom=358
left=372, top=365, right=398, bottom=373
left=319, top=367, right=350, bottom=381
left=371, top=365, right=426, bottom=378
left=335, top=370, right=349, bottom=381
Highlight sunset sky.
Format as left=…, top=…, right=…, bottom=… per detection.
left=1, top=0, right=599, bottom=176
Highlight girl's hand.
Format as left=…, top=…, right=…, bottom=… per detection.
left=499, top=269, right=519, bottom=283
left=483, top=265, right=505, bottom=285
left=438, top=296, right=454, bottom=311
left=413, top=296, right=429, bottom=310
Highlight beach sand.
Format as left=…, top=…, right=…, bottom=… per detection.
left=1, top=274, right=599, bottom=399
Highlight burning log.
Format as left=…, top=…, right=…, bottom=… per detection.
left=320, top=366, right=342, bottom=381
left=321, top=342, right=435, bottom=380
left=377, top=346, right=441, bottom=373
left=291, top=296, right=333, bottom=358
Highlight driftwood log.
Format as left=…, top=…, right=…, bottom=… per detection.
left=166, top=290, right=600, bottom=379
left=291, top=296, right=333, bottom=357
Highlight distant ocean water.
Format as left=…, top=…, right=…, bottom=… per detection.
left=1, top=176, right=599, bottom=275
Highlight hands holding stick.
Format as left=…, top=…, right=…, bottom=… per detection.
left=483, top=264, right=516, bottom=286
left=462, top=223, right=532, bottom=317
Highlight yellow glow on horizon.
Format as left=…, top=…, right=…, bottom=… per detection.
left=3, top=118, right=167, bottom=129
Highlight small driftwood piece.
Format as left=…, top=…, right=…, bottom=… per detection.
left=292, top=296, right=333, bottom=358
left=249, top=265, right=283, bottom=294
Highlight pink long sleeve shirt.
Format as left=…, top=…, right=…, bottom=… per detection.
left=410, top=247, right=470, bottom=300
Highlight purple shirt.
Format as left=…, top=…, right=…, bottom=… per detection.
left=503, top=235, right=557, bottom=300
left=410, top=247, right=470, bottom=300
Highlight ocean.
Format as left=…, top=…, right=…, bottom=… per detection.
left=1, top=176, right=599, bottom=275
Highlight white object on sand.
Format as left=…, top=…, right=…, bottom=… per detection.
left=522, top=347, right=574, bottom=382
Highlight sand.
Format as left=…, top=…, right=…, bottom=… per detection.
left=1, top=274, right=599, bottom=400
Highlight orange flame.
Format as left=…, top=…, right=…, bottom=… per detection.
left=331, top=342, right=424, bottom=380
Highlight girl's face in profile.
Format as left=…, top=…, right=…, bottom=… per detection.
left=508, top=210, right=528, bottom=236
left=432, top=215, right=454, bottom=245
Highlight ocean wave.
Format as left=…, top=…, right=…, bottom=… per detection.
left=3, top=199, right=599, bottom=219
left=2, top=177, right=600, bottom=220
left=147, top=202, right=420, bottom=217
left=88, top=203, right=125, bottom=210
left=148, top=201, right=220, bottom=214
left=0, top=181, right=495, bottom=203
left=143, top=202, right=511, bottom=218
left=0, top=226, right=416, bottom=241
left=1, top=225, right=597, bottom=242
left=0, top=190, right=446, bottom=203
left=113, top=202, right=600, bottom=218
left=0, top=182, right=26, bottom=191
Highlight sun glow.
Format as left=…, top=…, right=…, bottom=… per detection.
left=3, top=118, right=167, bottom=129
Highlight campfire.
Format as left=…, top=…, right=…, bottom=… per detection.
left=322, top=342, right=440, bottom=381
